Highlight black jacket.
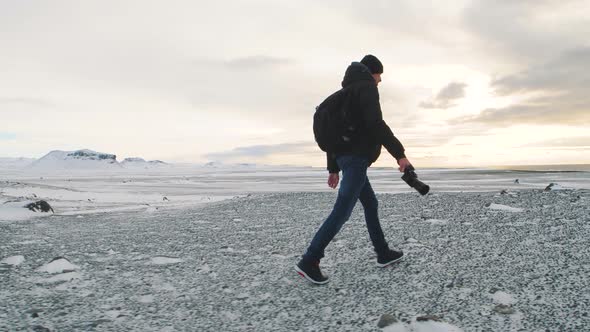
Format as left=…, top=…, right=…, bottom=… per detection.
left=326, top=62, right=406, bottom=173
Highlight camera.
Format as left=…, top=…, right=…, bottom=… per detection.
left=401, top=165, right=430, bottom=195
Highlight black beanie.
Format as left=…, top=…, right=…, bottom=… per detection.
left=360, top=54, right=383, bottom=74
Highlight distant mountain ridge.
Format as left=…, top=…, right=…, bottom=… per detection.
left=31, top=149, right=121, bottom=170
left=121, top=157, right=168, bottom=168
left=26, top=149, right=169, bottom=170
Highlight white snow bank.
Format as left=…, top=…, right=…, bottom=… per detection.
left=383, top=320, right=463, bottom=332
left=488, top=203, right=523, bottom=213
left=1, top=255, right=25, bottom=266
left=2, top=186, right=231, bottom=217
left=491, top=291, right=517, bottom=305
left=36, top=258, right=79, bottom=274
left=150, top=256, right=183, bottom=265
left=0, top=201, right=47, bottom=221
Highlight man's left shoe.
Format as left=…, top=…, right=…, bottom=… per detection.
left=295, top=259, right=329, bottom=285
left=377, top=249, right=404, bottom=267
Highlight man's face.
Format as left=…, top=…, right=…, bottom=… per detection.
left=372, top=73, right=382, bottom=86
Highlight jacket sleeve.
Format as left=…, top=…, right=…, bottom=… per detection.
left=326, top=152, right=340, bottom=173
left=358, top=83, right=407, bottom=161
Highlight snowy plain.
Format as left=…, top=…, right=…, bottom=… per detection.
left=1, top=162, right=590, bottom=331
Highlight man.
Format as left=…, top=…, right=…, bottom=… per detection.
left=296, top=55, right=412, bottom=285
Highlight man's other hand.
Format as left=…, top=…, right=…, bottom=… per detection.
left=397, top=158, right=412, bottom=173
left=328, top=173, right=339, bottom=189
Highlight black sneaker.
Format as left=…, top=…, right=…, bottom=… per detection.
left=377, top=249, right=404, bottom=267
left=295, top=259, right=329, bottom=285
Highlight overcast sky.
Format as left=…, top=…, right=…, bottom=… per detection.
left=1, top=0, right=589, bottom=167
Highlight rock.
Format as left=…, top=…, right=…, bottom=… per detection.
left=163, top=196, right=169, bottom=201
left=68, top=150, right=116, bottom=161
left=26, top=308, right=43, bottom=318
left=89, top=319, right=111, bottom=328
left=500, top=189, right=508, bottom=195
left=122, top=157, right=146, bottom=163
left=24, top=200, right=54, bottom=213
left=416, top=314, right=443, bottom=322
left=493, top=304, right=515, bottom=314
left=31, top=325, right=51, bottom=332
left=377, top=314, right=397, bottom=328
left=514, top=179, right=519, bottom=184
left=544, top=183, right=563, bottom=191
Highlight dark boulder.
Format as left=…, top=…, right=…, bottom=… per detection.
left=416, top=314, right=443, bottom=322
left=25, top=200, right=54, bottom=213
left=377, top=314, right=397, bottom=328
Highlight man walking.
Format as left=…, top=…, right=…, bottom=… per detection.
left=296, top=55, right=412, bottom=284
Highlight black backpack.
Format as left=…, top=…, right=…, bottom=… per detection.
left=313, top=88, right=356, bottom=152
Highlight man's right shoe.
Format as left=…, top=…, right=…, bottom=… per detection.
left=295, top=259, right=329, bottom=285
left=377, top=249, right=404, bottom=267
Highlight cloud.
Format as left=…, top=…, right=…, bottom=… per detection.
left=454, top=47, right=590, bottom=126
left=491, top=47, right=590, bottom=94
left=333, top=0, right=468, bottom=47
left=520, top=136, right=590, bottom=148
left=462, top=0, right=590, bottom=66
left=0, top=98, right=54, bottom=108
left=225, top=56, right=292, bottom=70
left=204, top=142, right=316, bottom=163
left=419, top=82, right=467, bottom=109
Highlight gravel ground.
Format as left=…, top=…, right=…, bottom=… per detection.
left=1, top=189, right=589, bottom=331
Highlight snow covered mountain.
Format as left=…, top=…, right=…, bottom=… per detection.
left=30, top=149, right=121, bottom=170
left=121, top=157, right=169, bottom=168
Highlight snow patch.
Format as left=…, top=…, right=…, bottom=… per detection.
left=138, top=294, right=155, bottom=303
left=1, top=255, right=25, bottom=266
left=424, top=219, right=448, bottom=225
left=0, top=201, right=47, bottom=221
left=488, top=203, right=523, bottom=213
left=491, top=291, right=517, bottom=305
left=383, top=320, right=464, bottom=332
left=150, top=256, right=183, bottom=265
left=36, top=257, right=79, bottom=274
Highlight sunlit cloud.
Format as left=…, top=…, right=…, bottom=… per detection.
left=419, top=82, right=467, bottom=109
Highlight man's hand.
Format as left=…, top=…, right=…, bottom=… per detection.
left=328, top=173, right=339, bottom=189
left=397, top=158, right=412, bottom=173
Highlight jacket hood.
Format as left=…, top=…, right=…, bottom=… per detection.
left=341, top=62, right=375, bottom=88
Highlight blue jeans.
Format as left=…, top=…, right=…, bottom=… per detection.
left=303, top=155, right=389, bottom=262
